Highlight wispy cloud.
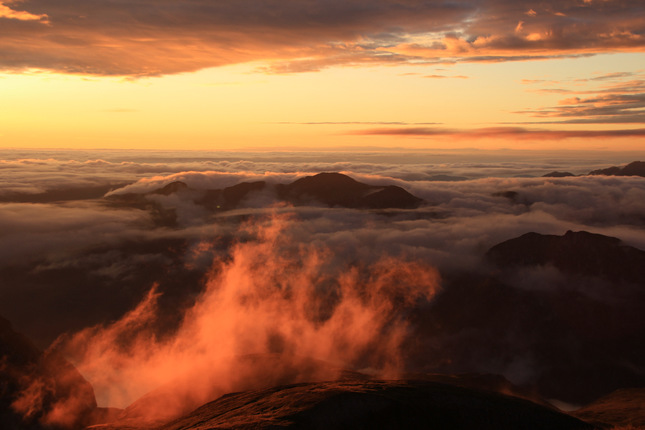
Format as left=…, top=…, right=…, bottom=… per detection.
left=351, top=126, right=645, bottom=140
left=276, top=121, right=441, bottom=126
left=516, top=72, right=645, bottom=124
left=423, top=74, right=468, bottom=79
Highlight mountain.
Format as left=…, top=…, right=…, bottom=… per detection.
left=276, top=172, right=423, bottom=209
left=543, top=171, right=575, bottom=177
left=152, top=181, right=189, bottom=196
left=0, top=315, right=97, bottom=430
left=574, top=388, right=645, bottom=428
left=410, top=230, right=645, bottom=404
left=199, top=180, right=267, bottom=210
left=589, top=161, right=645, bottom=177
left=157, top=380, right=592, bottom=430
left=114, top=353, right=366, bottom=427
left=486, top=230, right=645, bottom=283
left=106, top=173, right=424, bottom=224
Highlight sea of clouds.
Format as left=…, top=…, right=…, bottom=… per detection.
left=1, top=148, right=644, bottom=417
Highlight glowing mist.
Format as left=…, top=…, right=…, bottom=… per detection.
left=51, top=214, right=440, bottom=424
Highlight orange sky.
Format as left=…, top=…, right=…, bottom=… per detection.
left=0, top=0, right=644, bottom=151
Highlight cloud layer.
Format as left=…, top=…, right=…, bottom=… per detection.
left=2, top=149, right=645, bottom=418
left=1, top=0, right=644, bottom=76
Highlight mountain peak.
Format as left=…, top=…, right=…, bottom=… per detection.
left=486, top=230, right=645, bottom=282
left=589, top=161, right=645, bottom=177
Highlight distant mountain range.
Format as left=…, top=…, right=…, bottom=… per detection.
left=106, top=172, right=424, bottom=226
left=589, top=160, right=645, bottom=177
left=543, top=160, right=645, bottom=178
left=1, top=161, right=643, bottom=205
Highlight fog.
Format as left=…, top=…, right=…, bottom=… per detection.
left=1, top=148, right=644, bottom=426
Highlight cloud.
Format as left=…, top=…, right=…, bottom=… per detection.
left=3, top=150, right=645, bottom=424
left=52, top=215, right=439, bottom=420
left=275, top=121, right=441, bottom=125
left=3, top=150, right=645, bottom=350
left=0, top=1, right=48, bottom=22
left=515, top=72, right=645, bottom=124
left=423, top=74, right=468, bottom=79
left=0, top=202, right=156, bottom=267
left=0, top=0, right=643, bottom=76
left=350, top=126, right=645, bottom=140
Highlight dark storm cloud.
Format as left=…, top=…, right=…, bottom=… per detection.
left=0, top=0, right=643, bottom=76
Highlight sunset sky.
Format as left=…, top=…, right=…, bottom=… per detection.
left=1, top=0, right=644, bottom=151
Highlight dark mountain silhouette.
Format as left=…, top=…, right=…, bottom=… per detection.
left=112, top=357, right=542, bottom=428
left=543, top=171, right=575, bottom=177
left=276, top=173, right=423, bottom=209
left=107, top=173, right=424, bottom=220
left=486, top=230, right=645, bottom=283
left=589, top=160, right=645, bottom=177
left=0, top=315, right=97, bottom=430
left=158, top=380, right=592, bottom=430
left=152, top=181, right=189, bottom=196
left=574, top=388, right=645, bottom=428
left=410, top=231, right=645, bottom=404
left=199, top=180, right=267, bottom=210
left=411, top=270, right=645, bottom=404
left=116, top=353, right=366, bottom=426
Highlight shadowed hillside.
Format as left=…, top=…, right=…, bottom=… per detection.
left=157, top=380, right=593, bottom=430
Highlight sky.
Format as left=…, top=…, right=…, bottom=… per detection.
left=1, top=0, right=644, bottom=151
